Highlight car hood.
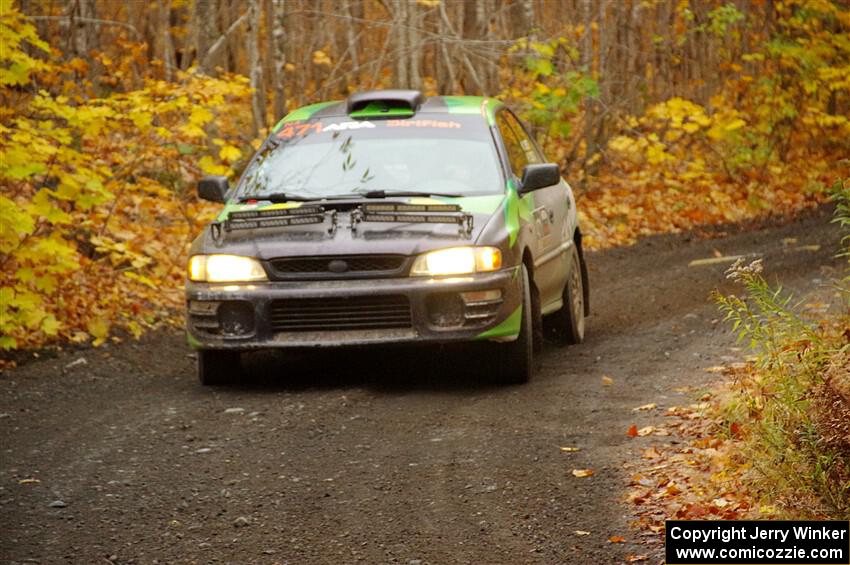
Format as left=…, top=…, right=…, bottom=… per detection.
left=194, top=195, right=507, bottom=259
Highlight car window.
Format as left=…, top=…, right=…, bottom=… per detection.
left=237, top=115, right=504, bottom=199
left=495, top=112, right=528, bottom=178
left=503, top=112, right=543, bottom=166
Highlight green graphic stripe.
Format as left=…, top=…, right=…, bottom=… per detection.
left=443, top=96, right=488, bottom=114
left=475, top=305, right=522, bottom=340
left=442, top=96, right=502, bottom=125
left=272, top=101, right=339, bottom=131
left=186, top=332, right=201, bottom=349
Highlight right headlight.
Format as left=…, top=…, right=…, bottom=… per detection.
left=188, top=254, right=268, bottom=282
left=410, top=246, right=502, bottom=277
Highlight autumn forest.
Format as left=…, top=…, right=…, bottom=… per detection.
left=2, top=0, right=848, bottom=351
left=1, top=0, right=850, bottom=551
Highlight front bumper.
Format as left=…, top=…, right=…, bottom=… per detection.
left=185, top=267, right=522, bottom=349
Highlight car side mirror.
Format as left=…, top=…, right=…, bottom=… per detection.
left=198, top=175, right=229, bottom=203
left=519, top=163, right=560, bottom=194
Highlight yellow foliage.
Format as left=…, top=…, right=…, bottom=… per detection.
left=0, top=5, right=252, bottom=352
left=219, top=145, right=242, bottom=163
left=312, top=50, right=332, bottom=66
left=198, top=155, right=232, bottom=176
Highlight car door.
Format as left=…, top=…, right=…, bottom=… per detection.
left=494, top=110, right=544, bottom=262
left=500, top=111, right=572, bottom=313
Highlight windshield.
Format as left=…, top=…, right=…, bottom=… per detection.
left=235, top=115, right=503, bottom=200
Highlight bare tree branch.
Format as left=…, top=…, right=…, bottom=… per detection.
left=27, top=15, right=142, bottom=41
left=200, top=10, right=249, bottom=72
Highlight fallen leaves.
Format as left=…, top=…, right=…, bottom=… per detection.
left=574, top=530, right=591, bottom=536
left=608, top=536, right=625, bottom=543
left=559, top=446, right=581, bottom=452
left=730, top=421, right=742, bottom=438
left=571, top=469, right=594, bottom=478
left=632, top=403, right=657, bottom=412
left=602, top=375, right=614, bottom=386
left=625, top=371, right=759, bottom=548
left=627, top=424, right=669, bottom=437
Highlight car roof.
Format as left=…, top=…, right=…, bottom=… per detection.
left=271, top=91, right=505, bottom=132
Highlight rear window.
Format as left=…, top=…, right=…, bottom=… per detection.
left=236, top=115, right=503, bottom=200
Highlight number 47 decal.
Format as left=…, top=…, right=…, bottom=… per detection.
left=276, top=121, right=322, bottom=139
left=276, top=120, right=376, bottom=139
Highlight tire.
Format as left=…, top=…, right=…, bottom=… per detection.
left=495, top=264, right=534, bottom=384
left=197, top=349, right=241, bottom=386
left=550, top=244, right=586, bottom=345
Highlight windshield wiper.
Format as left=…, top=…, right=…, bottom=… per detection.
left=358, top=190, right=462, bottom=199
left=238, top=190, right=463, bottom=203
left=238, top=192, right=322, bottom=203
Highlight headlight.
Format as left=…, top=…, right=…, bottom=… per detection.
left=410, top=247, right=502, bottom=276
left=188, top=255, right=267, bottom=282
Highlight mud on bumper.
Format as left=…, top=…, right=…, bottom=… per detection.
left=185, top=267, right=522, bottom=349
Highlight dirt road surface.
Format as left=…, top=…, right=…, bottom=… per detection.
left=1, top=207, right=843, bottom=565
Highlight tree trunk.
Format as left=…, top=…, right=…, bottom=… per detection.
left=195, top=0, right=219, bottom=72
left=344, top=0, right=360, bottom=72
left=437, top=1, right=457, bottom=93
left=581, top=0, right=597, bottom=164
left=225, top=0, right=238, bottom=73
left=393, top=1, right=409, bottom=88
left=66, top=0, right=97, bottom=58
left=157, top=0, right=176, bottom=80
left=627, top=0, right=642, bottom=113
left=247, top=0, right=266, bottom=136
left=263, top=0, right=275, bottom=108
left=512, top=0, right=535, bottom=39
left=271, top=0, right=287, bottom=120
left=407, top=1, right=421, bottom=90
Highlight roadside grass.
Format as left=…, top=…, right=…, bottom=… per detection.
left=628, top=176, right=850, bottom=543
left=712, top=176, right=850, bottom=518
left=714, top=268, right=848, bottom=516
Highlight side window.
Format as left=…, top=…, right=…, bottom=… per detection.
left=503, top=112, right=543, bottom=165
left=495, top=112, right=528, bottom=178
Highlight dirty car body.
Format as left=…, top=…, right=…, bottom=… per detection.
left=186, top=91, right=589, bottom=384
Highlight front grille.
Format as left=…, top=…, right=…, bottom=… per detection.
left=269, top=295, right=412, bottom=332
left=268, top=255, right=406, bottom=279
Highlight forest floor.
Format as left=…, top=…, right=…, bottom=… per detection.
left=0, top=206, right=842, bottom=565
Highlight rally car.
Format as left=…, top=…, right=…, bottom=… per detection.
left=186, top=90, right=589, bottom=385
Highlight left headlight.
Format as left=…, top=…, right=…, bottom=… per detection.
left=188, top=254, right=268, bottom=282
left=410, top=246, right=502, bottom=277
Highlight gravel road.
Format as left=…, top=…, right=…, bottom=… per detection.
left=1, top=207, right=842, bottom=565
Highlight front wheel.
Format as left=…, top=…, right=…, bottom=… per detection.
left=197, top=349, right=241, bottom=386
left=549, top=245, right=586, bottom=345
left=494, top=264, right=534, bottom=384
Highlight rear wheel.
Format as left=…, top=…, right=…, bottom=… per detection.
left=495, top=264, right=534, bottom=384
left=550, top=245, right=586, bottom=345
left=197, top=349, right=241, bottom=386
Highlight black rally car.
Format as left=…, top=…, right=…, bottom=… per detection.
left=186, top=90, right=589, bottom=385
